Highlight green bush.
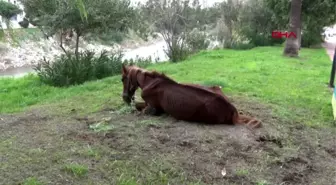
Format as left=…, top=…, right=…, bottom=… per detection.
left=0, top=1, right=22, bottom=19
left=301, top=30, right=324, bottom=48
left=164, top=43, right=191, bottom=63
left=34, top=50, right=153, bottom=87
left=185, top=30, right=210, bottom=53
left=123, top=56, right=156, bottom=68
left=223, top=38, right=255, bottom=50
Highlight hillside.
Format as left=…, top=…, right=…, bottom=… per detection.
left=0, top=46, right=335, bottom=185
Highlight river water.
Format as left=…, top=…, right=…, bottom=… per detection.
left=0, top=40, right=168, bottom=78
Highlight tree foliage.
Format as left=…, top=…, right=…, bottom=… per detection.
left=19, top=0, right=136, bottom=55
left=0, top=1, right=22, bottom=40
left=139, top=0, right=215, bottom=62
left=264, top=0, right=336, bottom=47
left=0, top=1, right=22, bottom=19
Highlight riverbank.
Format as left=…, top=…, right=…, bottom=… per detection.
left=0, top=32, right=168, bottom=77
left=0, top=29, right=167, bottom=73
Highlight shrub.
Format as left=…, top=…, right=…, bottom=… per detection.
left=185, top=29, right=210, bottom=53
left=164, top=42, right=191, bottom=63
left=34, top=50, right=153, bottom=87
left=224, top=40, right=255, bottom=50
left=123, top=56, right=155, bottom=68
left=0, top=1, right=22, bottom=19
left=301, top=30, right=324, bottom=48
left=34, top=51, right=98, bottom=87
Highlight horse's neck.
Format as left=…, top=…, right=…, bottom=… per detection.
left=137, top=74, right=173, bottom=89
left=137, top=74, right=154, bottom=89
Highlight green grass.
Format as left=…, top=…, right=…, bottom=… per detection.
left=235, top=169, right=249, bottom=176
left=22, top=177, right=43, bottom=185
left=0, top=74, right=124, bottom=114
left=0, top=46, right=333, bottom=125
left=64, top=164, right=89, bottom=177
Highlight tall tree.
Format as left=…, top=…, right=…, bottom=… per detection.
left=283, top=0, right=302, bottom=57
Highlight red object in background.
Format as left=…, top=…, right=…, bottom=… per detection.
left=272, top=31, right=297, bottom=39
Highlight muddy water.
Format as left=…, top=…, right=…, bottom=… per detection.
left=0, top=40, right=168, bottom=78
left=0, top=66, right=35, bottom=78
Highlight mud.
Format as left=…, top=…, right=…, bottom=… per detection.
left=0, top=97, right=335, bottom=185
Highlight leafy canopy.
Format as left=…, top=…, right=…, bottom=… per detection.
left=19, top=0, right=136, bottom=37
left=0, top=1, right=22, bottom=19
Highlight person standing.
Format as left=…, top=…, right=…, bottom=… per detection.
left=329, top=47, right=336, bottom=88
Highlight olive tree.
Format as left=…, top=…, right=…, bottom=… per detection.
left=19, top=0, right=136, bottom=57
left=140, top=0, right=212, bottom=62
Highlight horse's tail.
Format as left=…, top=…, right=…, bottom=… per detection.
left=232, top=111, right=262, bottom=129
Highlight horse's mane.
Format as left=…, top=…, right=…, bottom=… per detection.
left=127, top=65, right=177, bottom=84
left=144, top=70, right=178, bottom=84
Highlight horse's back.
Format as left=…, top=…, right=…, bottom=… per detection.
left=158, top=84, right=207, bottom=119
left=157, top=83, right=236, bottom=124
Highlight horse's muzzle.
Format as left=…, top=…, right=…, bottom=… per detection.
left=122, top=93, right=132, bottom=104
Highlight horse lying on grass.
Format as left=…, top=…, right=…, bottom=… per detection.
left=132, top=83, right=259, bottom=128
left=133, top=84, right=229, bottom=113
left=121, top=64, right=261, bottom=128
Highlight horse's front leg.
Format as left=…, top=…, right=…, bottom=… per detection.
left=139, top=87, right=164, bottom=116
left=142, top=104, right=160, bottom=116
left=134, top=101, right=147, bottom=112
left=134, top=101, right=161, bottom=115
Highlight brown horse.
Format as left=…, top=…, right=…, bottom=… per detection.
left=133, top=84, right=225, bottom=108
left=132, top=84, right=227, bottom=115
left=121, top=65, right=261, bottom=128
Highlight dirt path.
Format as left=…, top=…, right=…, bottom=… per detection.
left=0, top=97, right=335, bottom=185
left=322, top=41, right=335, bottom=61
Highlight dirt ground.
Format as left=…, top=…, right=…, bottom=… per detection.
left=0, top=97, right=335, bottom=185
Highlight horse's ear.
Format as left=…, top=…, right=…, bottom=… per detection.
left=122, top=64, right=127, bottom=74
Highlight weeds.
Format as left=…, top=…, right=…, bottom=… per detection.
left=63, top=164, right=88, bottom=177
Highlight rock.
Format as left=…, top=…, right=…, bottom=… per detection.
left=3, top=57, right=15, bottom=65
left=0, top=63, right=5, bottom=71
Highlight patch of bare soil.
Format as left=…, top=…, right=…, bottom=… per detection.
left=0, top=98, right=335, bottom=185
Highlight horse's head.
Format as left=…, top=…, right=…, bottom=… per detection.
left=121, top=64, right=140, bottom=104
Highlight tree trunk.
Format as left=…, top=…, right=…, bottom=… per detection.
left=75, top=30, right=81, bottom=60
left=283, top=0, right=302, bottom=57
left=59, top=29, right=68, bottom=55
